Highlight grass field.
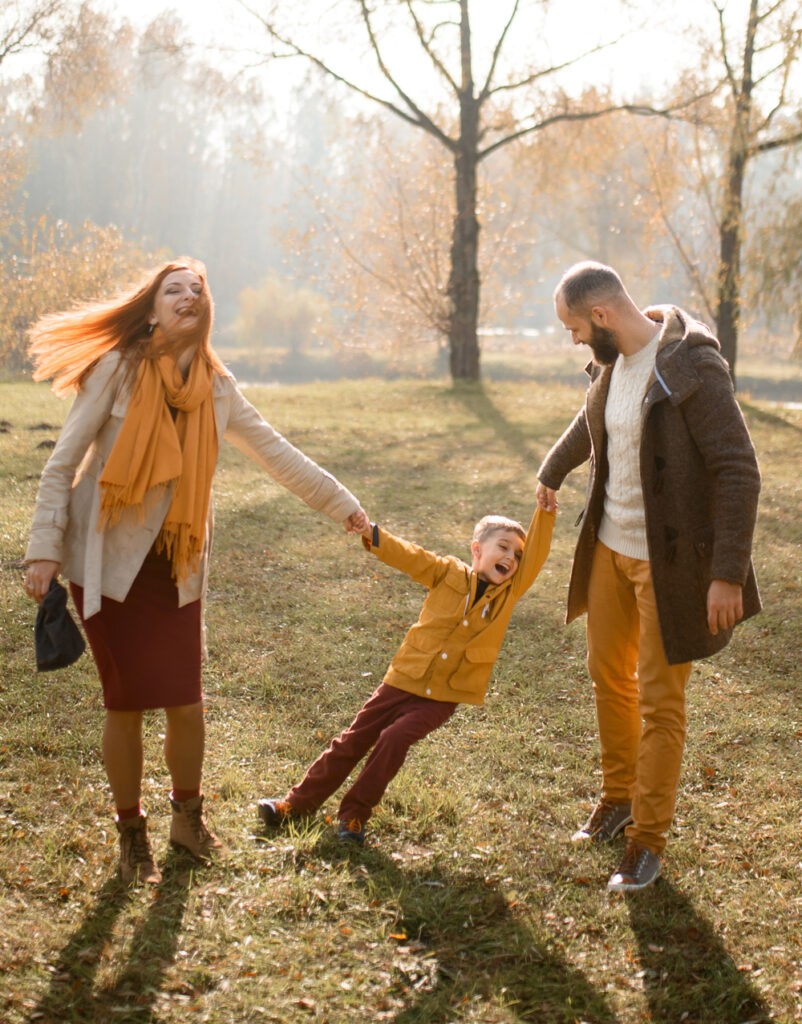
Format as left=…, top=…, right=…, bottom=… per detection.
left=0, top=373, right=800, bottom=1024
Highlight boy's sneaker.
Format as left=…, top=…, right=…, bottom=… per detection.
left=572, top=800, right=632, bottom=843
left=257, top=798, right=296, bottom=827
left=337, top=818, right=366, bottom=846
left=607, top=839, right=662, bottom=892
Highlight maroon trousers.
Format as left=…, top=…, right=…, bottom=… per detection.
left=285, top=683, right=457, bottom=822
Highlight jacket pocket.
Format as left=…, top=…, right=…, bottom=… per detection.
left=389, top=629, right=439, bottom=679
left=449, top=646, right=498, bottom=694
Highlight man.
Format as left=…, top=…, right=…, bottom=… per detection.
left=536, top=261, right=760, bottom=892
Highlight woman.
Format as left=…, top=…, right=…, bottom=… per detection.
left=23, top=259, right=368, bottom=885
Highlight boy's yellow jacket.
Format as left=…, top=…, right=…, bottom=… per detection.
left=362, top=507, right=555, bottom=706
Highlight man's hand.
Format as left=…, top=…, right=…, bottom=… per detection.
left=24, top=560, right=61, bottom=603
left=344, top=508, right=370, bottom=534
left=706, top=579, right=743, bottom=636
left=536, top=482, right=558, bottom=512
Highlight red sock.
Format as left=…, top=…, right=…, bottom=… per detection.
left=171, top=787, right=200, bottom=803
left=116, top=803, right=141, bottom=821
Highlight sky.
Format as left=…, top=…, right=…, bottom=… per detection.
left=113, top=0, right=710, bottom=107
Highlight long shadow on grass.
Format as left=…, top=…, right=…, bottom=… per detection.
left=27, top=848, right=195, bottom=1023
left=626, top=880, right=770, bottom=1023
left=450, top=383, right=548, bottom=466
left=346, top=848, right=617, bottom=1024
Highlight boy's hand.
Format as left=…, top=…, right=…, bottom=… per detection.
left=536, top=482, right=558, bottom=512
left=344, top=508, right=370, bottom=534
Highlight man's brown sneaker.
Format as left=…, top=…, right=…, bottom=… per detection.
left=607, top=839, right=662, bottom=892
left=572, top=799, right=633, bottom=843
left=116, top=814, right=162, bottom=885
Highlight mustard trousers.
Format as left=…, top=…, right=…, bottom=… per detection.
left=586, top=542, right=692, bottom=854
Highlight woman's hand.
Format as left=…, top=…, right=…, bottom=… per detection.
left=24, top=560, right=61, bottom=603
left=343, top=508, right=370, bottom=534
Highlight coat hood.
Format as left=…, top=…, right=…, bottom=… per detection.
left=643, top=305, right=722, bottom=405
left=644, top=304, right=719, bottom=353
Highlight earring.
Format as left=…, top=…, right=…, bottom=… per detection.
left=147, top=323, right=155, bottom=336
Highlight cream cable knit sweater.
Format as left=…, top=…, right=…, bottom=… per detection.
left=598, top=333, right=659, bottom=560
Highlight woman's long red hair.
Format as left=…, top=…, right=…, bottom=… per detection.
left=28, top=258, right=226, bottom=397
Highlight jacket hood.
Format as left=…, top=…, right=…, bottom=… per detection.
left=643, top=305, right=722, bottom=404
left=644, top=304, right=720, bottom=354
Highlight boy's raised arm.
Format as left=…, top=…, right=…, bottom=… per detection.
left=361, top=523, right=452, bottom=590
left=511, top=505, right=556, bottom=597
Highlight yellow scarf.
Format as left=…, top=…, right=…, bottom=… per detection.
left=98, top=349, right=218, bottom=582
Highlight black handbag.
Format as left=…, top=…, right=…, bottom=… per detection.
left=35, top=579, right=86, bottom=672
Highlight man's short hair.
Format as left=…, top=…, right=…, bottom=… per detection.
left=555, top=261, right=625, bottom=314
left=472, top=515, right=526, bottom=545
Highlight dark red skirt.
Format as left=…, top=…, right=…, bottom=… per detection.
left=70, top=546, right=202, bottom=712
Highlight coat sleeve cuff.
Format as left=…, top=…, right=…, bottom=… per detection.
left=362, top=523, right=380, bottom=551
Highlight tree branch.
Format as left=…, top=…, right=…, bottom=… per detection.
left=712, top=0, right=739, bottom=95
left=237, top=0, right=457, bottom=150
left=754, top=0, right=786, bottom=24
left=486, top=30, right=630, bottom=97
left=357, top=0, right=455, bottom=147
left=749, top=126, right=802, bottom=154
left=401, top=0, right=458, bottom=94
left=648, top=153, right=716, bottom=323
left=0, top=0, right=62, bottom=67
left=478, top=0, right=520, bottom=102
left=477, top=92, right=722, bottom=161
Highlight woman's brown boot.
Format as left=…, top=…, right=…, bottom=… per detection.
left=116, top=814, right=162, bottom=885
left=169, top=795, right=225, bottom=859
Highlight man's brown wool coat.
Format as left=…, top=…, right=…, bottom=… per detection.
left=537, top=305, right=761, bottom=666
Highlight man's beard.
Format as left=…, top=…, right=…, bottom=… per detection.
left=588, top=321, right=619, bottom=365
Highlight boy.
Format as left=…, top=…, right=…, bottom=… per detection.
left=258, top=505, right=555, bottom=845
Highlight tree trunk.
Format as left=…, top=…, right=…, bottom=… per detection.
left=716, top=144, right=746, bottom=381
left=715, top=0, right=758, bottom=387
left=447, top=143, right=480, bottom=380
left=446, top=0, right=480, bottom=382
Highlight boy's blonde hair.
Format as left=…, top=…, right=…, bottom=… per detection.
left=472, top=515, right=526, bottom=545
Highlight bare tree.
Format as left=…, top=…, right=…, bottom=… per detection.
left=239, top=0, right=691, bottom=381
left=650, top=0, right=802, bottom=379
left=711, top=0, right=802, bottom=376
